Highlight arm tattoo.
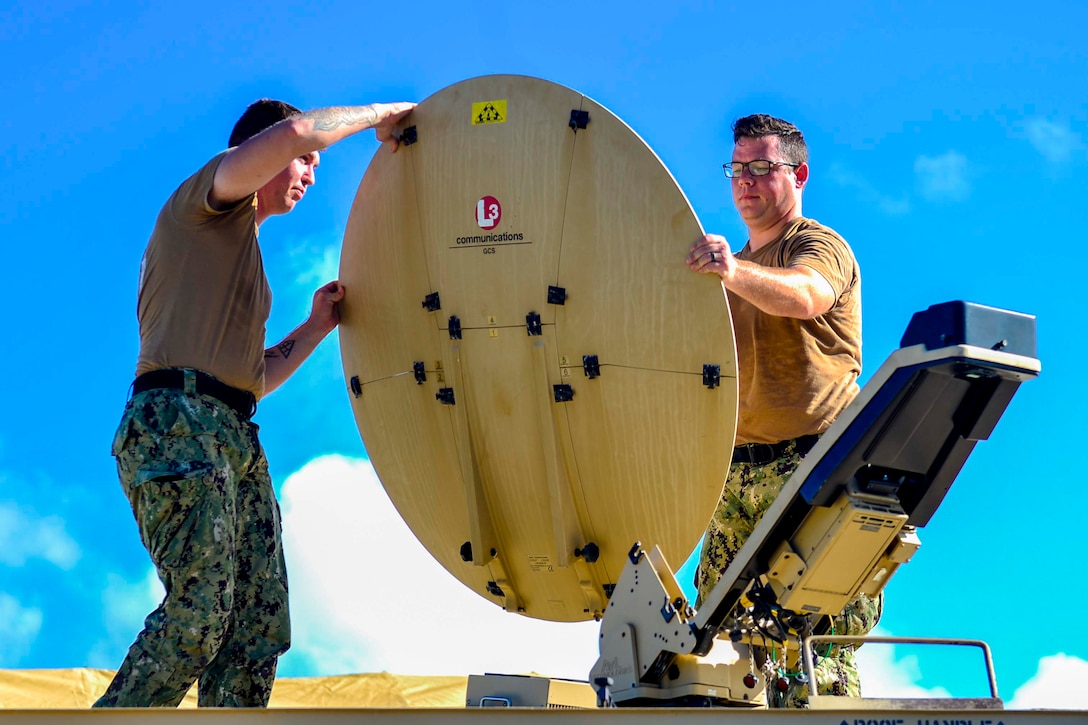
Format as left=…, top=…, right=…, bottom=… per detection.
left=265, top=340, right=296, bottom=359
left=303, top=105, right=379, bottom=133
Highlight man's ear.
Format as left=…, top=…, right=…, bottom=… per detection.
left=794, top=162, right=810, bottom=188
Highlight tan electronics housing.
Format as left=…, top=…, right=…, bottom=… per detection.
left=590, top=305, right=1040, bottom=706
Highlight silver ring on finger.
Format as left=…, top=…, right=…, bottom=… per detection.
left=710, top=251, right=717, bottom=263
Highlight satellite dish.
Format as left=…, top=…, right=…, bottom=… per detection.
left=339, top=75, right=738, bottom=622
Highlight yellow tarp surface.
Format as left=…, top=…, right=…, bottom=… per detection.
left=0, top=669, right=468, bottom=709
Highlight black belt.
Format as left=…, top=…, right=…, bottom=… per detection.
left=733, top=434, right=819, bottom=466
left=132, top=368, right=257, bottom=420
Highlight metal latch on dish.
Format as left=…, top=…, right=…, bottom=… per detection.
left=702, top=364, right=721, bottom=389
left=526, top=312, right=542, bottom=336
left=583, top=355, right=600, bottom=379
left=422, top=292, right=441, bottom=311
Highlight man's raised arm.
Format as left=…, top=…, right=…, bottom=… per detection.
left=211, top=102, right=415, bottom=207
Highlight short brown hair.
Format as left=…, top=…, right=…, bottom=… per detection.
left=733, top=114, right=808, bottom=165
left=228, top=99, right=302, bottom=148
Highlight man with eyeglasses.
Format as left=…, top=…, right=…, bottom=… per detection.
left=95, top=98, right=415, bottom=708
left=686, top=114, right=878, bottom=707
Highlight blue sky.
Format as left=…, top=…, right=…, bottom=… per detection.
left=2, top=0, right=1086, bottom=710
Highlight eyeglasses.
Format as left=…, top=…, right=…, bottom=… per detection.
left=723, top=159, right=800, bottom=178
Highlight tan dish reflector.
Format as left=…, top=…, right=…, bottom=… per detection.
left=339, top=74, right=738, bottom=622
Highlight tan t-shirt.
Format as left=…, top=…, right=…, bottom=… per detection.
left=135, top=150, right=272, bottom=398
left=729, top=217, right=861, bottom=445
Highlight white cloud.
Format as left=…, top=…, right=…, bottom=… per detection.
left=0, top=501, right=81, bottom=569
left=277, top=455, right=600, bottom=679
left=854, top=633, right=1088, bottom=711
left=854, top=628, right=953, bottom=700
left=0, top=593, right=43, bottom=667
left=288, top=240, right=340, bottom=290
left=825, top=162, right=911, bottom=216
left=87, top=568, right=166, bottom=668
left=102, top=568, right=165, bottom=634
left=265, top=238, right=341, bottom=336
left=1025, top=119, right=1085, bottom=164
left=914, top=151, right=971, bottom=203
left=1008, top=654, right=1088, bottom=710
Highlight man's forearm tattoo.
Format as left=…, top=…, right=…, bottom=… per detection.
left=265, top=340, right=296, bottom=359
left=303, top=105, right=379, bottom=132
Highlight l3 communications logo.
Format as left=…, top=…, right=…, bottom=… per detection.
left=475, top=196, right=501, bottom=229
left=454, top=195, right=525, bottom=247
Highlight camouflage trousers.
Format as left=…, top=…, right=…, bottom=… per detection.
left=694, top=440, right=883, bottom=708
left=94, top=381, right=290, bottom=708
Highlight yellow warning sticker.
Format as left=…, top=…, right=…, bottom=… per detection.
left=472, top=99, right=507, bottom=125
